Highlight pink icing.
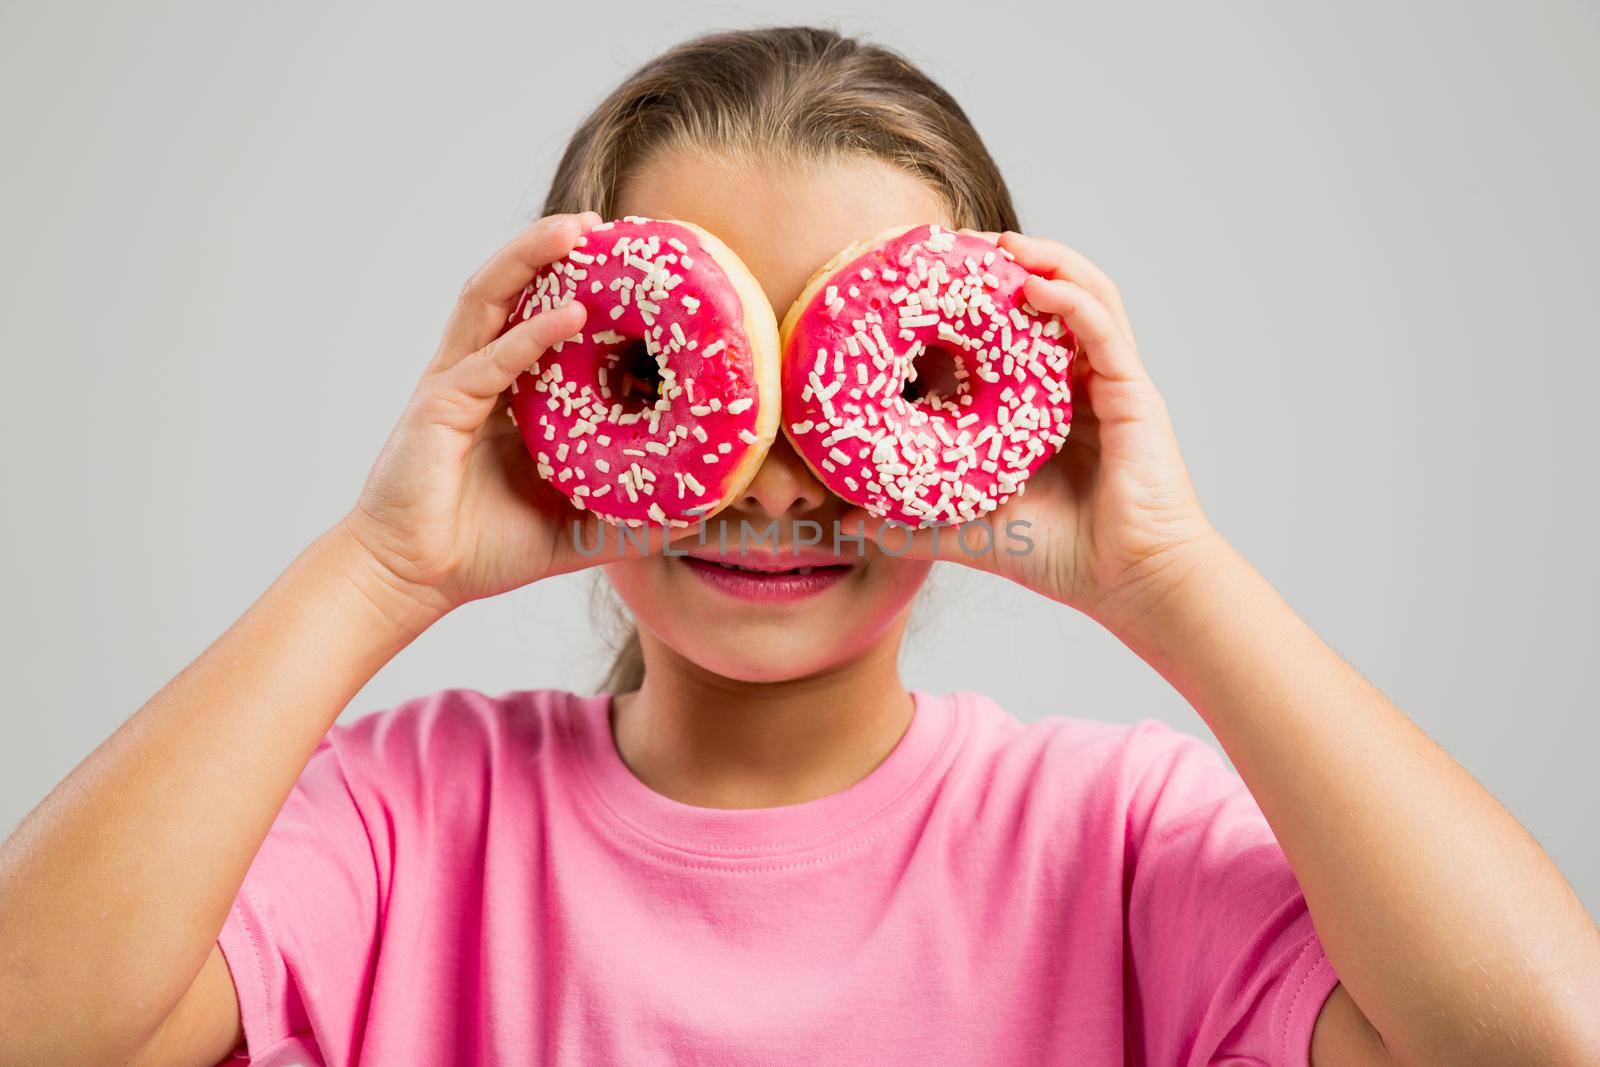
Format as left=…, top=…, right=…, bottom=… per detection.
left=506, top=217, right=763, bottom=527
left=782, top=224, right=1077, bottom=527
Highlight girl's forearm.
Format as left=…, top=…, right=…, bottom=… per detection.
left=1096, top=535, right=1600, bottom=1065
left=0, top=521, right=439, bottom=1062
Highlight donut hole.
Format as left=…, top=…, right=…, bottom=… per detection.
left=901, top=345, right=965, bottom=406
left=608, top=339, right=664, bottom=413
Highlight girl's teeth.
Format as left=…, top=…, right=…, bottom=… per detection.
left=712, top=561, right=820, bottom=575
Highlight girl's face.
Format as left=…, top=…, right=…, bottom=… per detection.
left=604, top=150, right=950, bottom=683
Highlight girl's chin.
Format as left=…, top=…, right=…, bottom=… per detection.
left=659, top=617, right=853, bottom=673
left=639, top=603, right=899, bottom=684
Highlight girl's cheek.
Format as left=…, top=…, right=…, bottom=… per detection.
left=601, top=557, right=673, bottom=619
left=864, top=556, right=934, bottom=609
left=823, top=555, right=933, bottom=643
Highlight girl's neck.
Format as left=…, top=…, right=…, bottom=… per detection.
left=611, top=620, right=914, bottom=810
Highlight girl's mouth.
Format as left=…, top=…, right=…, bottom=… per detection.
left=679, top=554, right=855, bottom=601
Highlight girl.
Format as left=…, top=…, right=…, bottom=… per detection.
left=1, top=26, right=1595, bottom=1067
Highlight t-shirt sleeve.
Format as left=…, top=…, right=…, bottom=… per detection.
left=1120, top=720, right=1341, bottom=1066
left=215, top=733, right=381, bottom=1066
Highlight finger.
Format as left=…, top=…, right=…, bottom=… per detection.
left=432, top=211, right=603, bottom=370
left=1062, top=388, right=1102, bottom=455
left=1022, top=275, right=1148, bottom=385
left=485, top=391, right=519, bottom=437
left=423, top=301, right=586, bottom=430
left=450, top=299, right=586, bottom=399
left=999, top=232, right=1134, bottom=343
left=958, top=227, right=1003, bottom=244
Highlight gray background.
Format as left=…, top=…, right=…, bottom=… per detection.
left=2, top=1, right=1595, bottom=913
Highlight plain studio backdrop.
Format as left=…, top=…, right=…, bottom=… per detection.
left=2, top=1, right=1596, bottom=916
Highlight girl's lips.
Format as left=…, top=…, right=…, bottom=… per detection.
left=678, top=555, right=854, bottom=602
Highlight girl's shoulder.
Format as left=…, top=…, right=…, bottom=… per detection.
left=317, top=687, right=589, bottom=801
left=331, top=684, right=580, bottom=748
left=938, top=690, right=1245, bottom=831
left=949, top=689, right=1217, bottom=769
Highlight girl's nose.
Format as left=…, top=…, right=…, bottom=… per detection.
left=735, top=433, right=830, bottom=518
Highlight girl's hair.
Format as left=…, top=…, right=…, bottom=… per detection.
left=542, top=25, right=1019, bottom=693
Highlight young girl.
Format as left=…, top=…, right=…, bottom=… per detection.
left=1, top=26, right=1595, bottom=1067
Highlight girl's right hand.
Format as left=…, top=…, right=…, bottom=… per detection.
left=340, top=211, right=629, bottom=626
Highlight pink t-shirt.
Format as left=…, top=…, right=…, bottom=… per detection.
left=217, top=689, right=1340, bottom=1065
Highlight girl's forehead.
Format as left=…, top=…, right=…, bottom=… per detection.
left=614, top=149, right=952, bottom=314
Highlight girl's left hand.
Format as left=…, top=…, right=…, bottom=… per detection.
left=845, top=232, right=1222, bottom=626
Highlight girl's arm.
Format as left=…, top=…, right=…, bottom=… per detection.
left=0, top=212, right=621, bottom=1065
left=1095, top=531, right=1600, bottom=1065
left=855, top=230, right=1600, bottom=1064
left=0, top=526, right=437, bottom=1064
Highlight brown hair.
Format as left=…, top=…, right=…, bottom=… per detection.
left=542, top=25, right=1019, bottom=693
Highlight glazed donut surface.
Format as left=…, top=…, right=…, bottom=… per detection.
left=779, top=224, right=1077, bottom=527
left=507, top=216, right=779, bottom=527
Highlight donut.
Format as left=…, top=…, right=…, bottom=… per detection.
left=778, top=224, right=1077, bottom=528
left=505, top=216, right=780, bottom=527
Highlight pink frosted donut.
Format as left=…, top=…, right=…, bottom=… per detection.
left=778, top=224, right=1077, bottom=528
left=506, top=217, right=780, bottom=527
